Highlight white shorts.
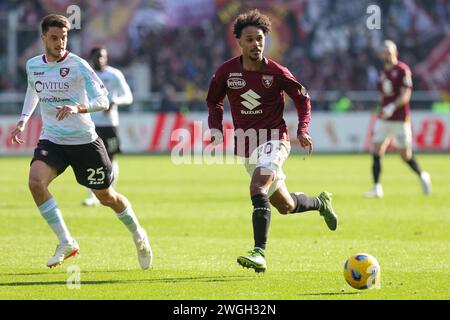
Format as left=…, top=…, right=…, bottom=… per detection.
left=373, top=120, right=412, bottom=149
left=241, top=140, right=291, bottom=197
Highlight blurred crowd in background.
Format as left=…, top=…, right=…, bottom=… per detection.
left=0, top=0, right=449, bottom=112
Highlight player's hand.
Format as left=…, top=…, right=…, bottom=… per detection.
left=10, top=121, right=25, bottom=145
left=56, top=105, right=79, bottom=121
left=380, top=102, right=396, bottom=119
left=297, top=132, right=313, bottom=156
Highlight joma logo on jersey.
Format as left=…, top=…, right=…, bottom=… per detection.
left=240, top=90, right=262, bottom=114
left=227, top=78, right=246, bottom=89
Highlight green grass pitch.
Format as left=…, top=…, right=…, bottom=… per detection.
left=0, top=154, right=449, bottom=300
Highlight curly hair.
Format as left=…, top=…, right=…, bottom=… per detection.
left=233, top=9, right=272, bottom=39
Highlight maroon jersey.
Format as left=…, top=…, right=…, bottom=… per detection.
left=207, top=56, right=311, bottom=156
left=377, top=61, right=413, bottom=121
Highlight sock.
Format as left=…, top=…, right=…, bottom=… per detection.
left=38, top=198, right=72, bottom=244
left=112, top=159, right=119, bottom=187
left=373, top=155, right=381, bottom=184
left=405, top=156, right=422, bottom=176
left=117, top=206, right=141, bottom=234
left=86, top=188, right=97, bottom=200
left=289, top=192, right=320, bottom=213
left=251, top=194, right=271, bottom=250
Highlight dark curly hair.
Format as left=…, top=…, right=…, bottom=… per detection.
left=233, top=9, right=272, bottom=39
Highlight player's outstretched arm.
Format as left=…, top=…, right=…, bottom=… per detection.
left=11, top=84, right=39, bottom=144
left=206, top=72, right=226, bottom=143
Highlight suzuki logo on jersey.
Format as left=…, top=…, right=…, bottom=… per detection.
left=240, top=90, right=263, bottom=114
left=227, top=78, right=246, bottom=89
left=60, top=68, right=70, bottom=77
left=262, top=75, right=274, bottom=88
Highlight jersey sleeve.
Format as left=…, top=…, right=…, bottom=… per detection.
left=77, top=58, right=109, bottom=100
left=19, top=61, right=39, bottom=124
left=280, top=68, right=311, bottom=136
left=111, top=70, right=133, bottom=106
left=400, top=65, right=413, bottom=89
left=376, top=71, right=383, bottom=93
left=206, top=69, right=227, bottom=132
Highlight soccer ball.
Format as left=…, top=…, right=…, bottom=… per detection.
left=343, top=253, right=381, bottom=290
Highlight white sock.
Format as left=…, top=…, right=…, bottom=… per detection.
left=116, top=206, right=141, bottom=235
left=38, top=198, right=73, bottom=244
left=112, top=159, right=119, bottom=187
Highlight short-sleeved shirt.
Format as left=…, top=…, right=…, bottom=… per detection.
left=377, top=61, right=412, bottom=121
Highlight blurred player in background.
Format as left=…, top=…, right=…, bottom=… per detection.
left=364, top=40, right=431, bottom=198
left=207, top=10, right=338, bottom=273
left=9, top=15, right=151, bottom=269
left=82, top=46, right=133, bottom=206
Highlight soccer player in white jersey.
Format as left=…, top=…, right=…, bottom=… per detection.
left=364, top=40, right=431, bottom=198
left=9, top=15, right=152, bottom=269
left=82, top=46, right=133, bottom=207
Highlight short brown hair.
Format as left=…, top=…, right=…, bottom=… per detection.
left=233, top=9, right=272, bottom=39
left=41, top=14, right=71, bottom=34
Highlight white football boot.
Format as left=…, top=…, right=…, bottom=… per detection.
left=82, top=197, right=100, bottom=207
left=420, top=171, right=431, bottom=196
left=47, top=240, right=80, bottom=268
left=364, top=183, right=384, bottom=198
left=133, top=228, right=152, bottom=270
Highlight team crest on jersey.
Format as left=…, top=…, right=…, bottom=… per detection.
left=60, top=68, right=70, bottom=77
left=262, top=75, right=274, bottom=88
left=227, top=78, right=246, bottom=89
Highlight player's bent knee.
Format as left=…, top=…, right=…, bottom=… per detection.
left=95, top=190, right=117, bottom=207
left=276, top=206, right=290, bottom=215
left=274, top=203, right=291, bottom=215
left=250, top=184, right=269, bottom=196
left=28, top=177, right=46, bottom=194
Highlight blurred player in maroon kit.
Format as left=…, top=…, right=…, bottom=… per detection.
left=364, top=40, right=431, bottom=198
left=207, top=10, right=338, bottom=273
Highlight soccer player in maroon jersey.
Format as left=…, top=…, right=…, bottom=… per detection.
left=207, top=10, right=338, bottom=273
left=364, top=40, right=431, bottom=198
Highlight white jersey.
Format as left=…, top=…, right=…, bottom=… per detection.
left=24, top=51, right=108, bottom=145
left=90, top=65, right=133, bottom=127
